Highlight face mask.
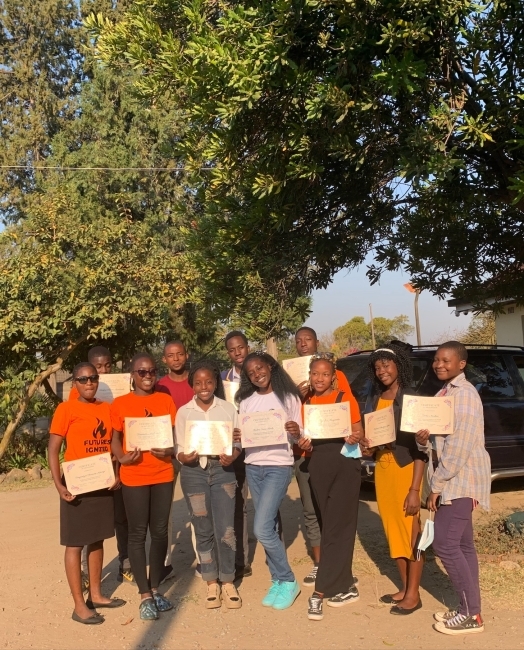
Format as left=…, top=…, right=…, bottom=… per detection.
left=416, top=513, right=434, bottom=559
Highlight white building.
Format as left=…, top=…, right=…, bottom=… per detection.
left=448, top=298, right=524, bottom=346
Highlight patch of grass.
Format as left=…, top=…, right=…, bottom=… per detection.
left=179, top=593, right=199, bottom=605
left=291, top=555, right=313, bottom=566
left=0, top=478, right=53, bottom=493
left=480, top=562, right=524, bottom=610
left=474, top=510, right=524, bottom=556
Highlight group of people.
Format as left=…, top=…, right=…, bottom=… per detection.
left=48, top=326, right=491, bottom=637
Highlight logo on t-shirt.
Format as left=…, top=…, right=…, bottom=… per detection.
left=92, top=418, right=108, bottom=439
left=145, top=409, right=153, bottom=417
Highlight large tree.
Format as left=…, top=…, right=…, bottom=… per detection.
left=89, top=0, right=524, bottom=307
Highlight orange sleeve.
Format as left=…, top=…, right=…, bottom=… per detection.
left=110, top=400, right=124, bottom=432
left=68, top=385, right=80, bottom=401
left=336, top=372, right=361, bottom=424
left=49, top=402, right=70, bottom=437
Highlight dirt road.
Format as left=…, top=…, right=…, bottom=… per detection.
left=1, top=478, right=523, bottom=650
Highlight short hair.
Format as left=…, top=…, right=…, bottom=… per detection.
left=437, top=340, right=468, bottom=361
left=87, top=346, right=111, bottom=362
left=295, top=326, right=317, bottom=339
left=72, top=362, right=97, bottom=379
left=368, top=341, right=413, bottom=391
left=130, top=352, right=156, bottom=370
left=163, top=340, right=187, bottom=355
left=188, top=359, right=225, bottom=400
left=225, top=330, right=248, bottom=347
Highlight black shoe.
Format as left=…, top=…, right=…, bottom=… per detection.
left=307, top=595, right=324, bottom=621
left=390, top=600, right=422, bottom=615
left=235, top=564, right=252, bottom=580
left=81, top=571, right=90, bottom=593
left=379, top=593, right=402, bottom=605
left=434, top=613, right=485, bottom=635
left=326, top=587, right=360, bottom=608
left=118, top=564, right=135, bottom=584
left=72, top=611, right=104, bottom=625
left=159, top=564, right=175, bottom=585
left=303, top=564, right=318, bottom=587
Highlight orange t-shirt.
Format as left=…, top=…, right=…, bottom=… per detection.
left=50, top=400, right=113, bottom=462
left=335, top=370, right=351, bottom=395
left=111, top=392, right=177, bottom=487
left=296, top=388, right=361, bottom=456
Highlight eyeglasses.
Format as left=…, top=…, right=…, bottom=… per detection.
left=74, top=375, right=99, bottom=384
left=132, top=368, right=158, bottom=378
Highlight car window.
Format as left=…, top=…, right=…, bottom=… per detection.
left=465, top=355, right=516, bottom=399
left=512, top=356, right=524, bottom=383
left=410, top=358, right=429, bottom=390
left=337, top=356, right=370, bottom=383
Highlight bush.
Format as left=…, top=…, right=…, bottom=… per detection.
left=0, top=432, right=49, bottom=474
left=474, top=511, right=524, bottom=556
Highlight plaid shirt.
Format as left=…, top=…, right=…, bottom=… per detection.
left=424, top=373, right=491, bottom=510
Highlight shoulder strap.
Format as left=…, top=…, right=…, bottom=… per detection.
left=335, top=391, right=345, bottom=403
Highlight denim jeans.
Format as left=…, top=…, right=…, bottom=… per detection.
left=246, top=464, right=295, bottom=583
left=181, top=460, right=237, bottom=583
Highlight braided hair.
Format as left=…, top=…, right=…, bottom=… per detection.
left=235, top=351, right=301, bottom=406
left=367, top=341, right=413, bottom=392
left=188, top=359, right=225, bottom=400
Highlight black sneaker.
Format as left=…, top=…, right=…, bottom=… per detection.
left=307, top=595, right=324, bottom=621
left=433, top=609, right=458, bottom=623
left=235, top=564, right=253, bottom=580
left=81, top=571, right=90, bottom=593
left=159, top=564, right=175, bottom=585
left=326, top=587, right=360, bottom=608
left=303, top=564, right=318, bottom=587
left=434, top=613, right=484, bottom=635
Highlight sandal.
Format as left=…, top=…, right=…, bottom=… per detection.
left=72, top=610, right=104, bottom=625
left=222, top=583, right=242, bottom=609
left=206, top=583, right=222, bottom=609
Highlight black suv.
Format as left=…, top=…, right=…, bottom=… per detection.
left=337, top=345, right=524, bottom=483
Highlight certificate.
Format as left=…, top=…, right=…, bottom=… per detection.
left=96, top=373, right=131, bottom=403
left=125, top=415, right=173, bottom=451
left=223, top=380, right=239, bottom=406
left=240, top=409, right=287, bottom=448
left=185, top=421, right=233, bottom=455
left=400, top=395, right=455, bottom=435
left=62, top=452, right=115, bottom=496
left=364, top=406, right=396, bottom=446
left=304, top=402, right=351, bottom=439
left=282, top=356, right=312, bottom=385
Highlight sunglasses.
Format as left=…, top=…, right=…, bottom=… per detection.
left=132, top=368, right=158, bottom=378
left=74, top=375, right=99, bottom=384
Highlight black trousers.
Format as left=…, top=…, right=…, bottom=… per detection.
left=309, top=444, right=361, bottom=597
left=122, top=481, right=174, bottom=594
left=113, top=488, right=129, bottom=564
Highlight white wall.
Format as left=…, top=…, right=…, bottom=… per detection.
left=496, top=304, right=524, bottom=346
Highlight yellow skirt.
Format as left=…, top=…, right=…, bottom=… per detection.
left=375, top=450, right=420, bottom=560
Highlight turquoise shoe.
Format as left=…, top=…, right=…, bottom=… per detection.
left=152, top=592, right=173, bottom=612
left=273, top=580, right=300, bottom=610
left=262, top=580, right=281, bottom=607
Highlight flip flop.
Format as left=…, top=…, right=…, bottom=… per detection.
left=72, top=611, right=104, bottom=625
left=85, top=598, right=126, bottom=609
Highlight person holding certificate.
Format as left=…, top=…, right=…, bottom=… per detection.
left=48, top=362, right=125, bottom=625
left=69, top=345, right=133, bottom=589
left=293, top=327, right=353, bottom=588
left=363, top=342, right=427, bottom=615
left=111, top=353, right=176, bottom=621
left=175, top=359, right=242, bottom=609
left=296, top=355, right=363, bottom=621
left=220, top=330, right=252, bottom=580
left=236, top=351, right=302, bottom=611
left=415, top=342, right=490, bottom=636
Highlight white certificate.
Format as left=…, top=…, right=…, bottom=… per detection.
left=400, top=395, right=455, bottom=435
left=125, top=415, right=173, bottom=451
left=240, top=409, right=287, bottom=448
left=62, top=452, right=115, bottom=496
left=96, top=373, right=131, bottom=403
left=223, top=380, right=239, bottom=406
left=304, top=402, right=351, bottom=439
left=282, top=356, right=312, bottom=385
left=185, top=421, right=233, bottom=455
left=364, top=406, right=396, bottom=446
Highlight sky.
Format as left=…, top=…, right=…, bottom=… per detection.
left=304, top=261, right=472, bottom=346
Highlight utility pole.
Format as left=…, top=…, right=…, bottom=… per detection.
left=403, top=283, right=422, bottom=346
left=369, top=303, right=376, bottom=349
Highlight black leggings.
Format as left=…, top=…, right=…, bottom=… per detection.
left=122, top=481, right=174, bottom=594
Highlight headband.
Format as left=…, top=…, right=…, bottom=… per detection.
left=374, top=348, right=396, bottom=355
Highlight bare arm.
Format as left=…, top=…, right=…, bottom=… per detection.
left=48, top=434, right=75, bottom=502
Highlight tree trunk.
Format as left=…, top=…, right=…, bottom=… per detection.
left=0, top=336, right=85, bottom=460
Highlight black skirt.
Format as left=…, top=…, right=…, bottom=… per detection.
left=60, top=486, right=115, bottom=547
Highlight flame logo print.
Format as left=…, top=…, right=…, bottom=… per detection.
left=92, top=418, right=107, bottom=439
left=145, top=409, right=153, bottom=418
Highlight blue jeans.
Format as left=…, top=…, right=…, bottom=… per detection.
left=246, top=464, right=295, bottom=583
left=181, top=460, right=237, bottom=582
